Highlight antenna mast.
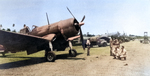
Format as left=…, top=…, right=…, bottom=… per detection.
left=46, top=13, right=50, bottom=25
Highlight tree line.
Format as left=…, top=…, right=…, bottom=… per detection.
left=0, top=24, right=16, bottom=33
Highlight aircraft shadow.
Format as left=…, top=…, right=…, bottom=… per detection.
left=0, top=57, right=46, bottom=69
left=0, top=53, right=83, bottom=69
left=0, top=56, right=41, bottom=58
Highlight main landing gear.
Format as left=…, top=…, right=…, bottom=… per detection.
left=45, top=41, right=77, bottom=62
left=68, top=41, right=77, bottom=57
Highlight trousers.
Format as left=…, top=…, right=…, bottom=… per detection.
left=87, top=46, right=90, bottom=56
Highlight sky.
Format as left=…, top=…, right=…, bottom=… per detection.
left=0, top=0, right=150, bottom=36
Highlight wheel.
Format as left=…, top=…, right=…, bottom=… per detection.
left=103, top=42, right=107, bottom=47
left=69, top=49, right=77, bottom=57
left=46, top=51, right=56, bottom=62
left=98, top=44, right=101, bottom=47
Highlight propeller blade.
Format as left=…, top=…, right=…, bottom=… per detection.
left=80, top=16, right=85, bottom=50
left=13, top=24, right=15, bottom=27
left=80, top=27, right=85, bottom=50
left=66, top=7, right=76, bottom=19
left=81, top=15, right=85, bottom=22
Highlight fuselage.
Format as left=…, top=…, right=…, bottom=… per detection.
left=30, top=18, right=80, bottom=39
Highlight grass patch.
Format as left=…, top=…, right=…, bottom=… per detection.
left=0, top=51, right=45, bottom=64
left=0, top=45, right=110, bottom=64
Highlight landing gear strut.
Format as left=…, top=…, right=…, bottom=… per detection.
left=68, top=41, right=77, bottom=57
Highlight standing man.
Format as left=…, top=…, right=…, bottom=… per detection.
left=86, top=38, right=91, bottom=56
left=115, top=39, right=120, bottom=48
left=111, top=39, right=120, bottom=57
left=109, top=37, right=113, bottom=56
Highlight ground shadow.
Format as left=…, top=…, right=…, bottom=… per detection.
left=0, top=57, right=46, bottom=69
left=0, top=54, right=12, bottom=57
left=90, top=46, right=109, bottom=48
left=56, top=53, right=83, bottom=60
left=0, top=56, right=41, bottom=58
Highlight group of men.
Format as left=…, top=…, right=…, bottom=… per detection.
left=110, top=38, right=127, bottom=60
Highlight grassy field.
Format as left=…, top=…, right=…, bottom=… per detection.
left=0, top=45, right=110, bottom=64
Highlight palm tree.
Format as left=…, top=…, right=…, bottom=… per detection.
left=6, top=28, right=11, bottom=31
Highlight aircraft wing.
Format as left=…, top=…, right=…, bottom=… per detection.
left=42, top=34, right=56, bottom=41
left=0, top=30, right=49, bottom=55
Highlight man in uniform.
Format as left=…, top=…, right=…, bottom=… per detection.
left=113, top=46, right=120, bottom=59
left=119, top=46, right=126, bottom=60
left=111, top=39, right=120, bottom=57
left=86, top=38, right=91, bottom=56
left=109, top=37, right=113, bottom=56
left=114, top=39, right=120, bottom=48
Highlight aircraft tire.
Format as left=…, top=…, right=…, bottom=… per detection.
left=69, top=49, right=77, bottom=57
left=46, top=51, right=56, bottom=62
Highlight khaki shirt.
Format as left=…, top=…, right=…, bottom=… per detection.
left=120, top=48, right=126, bottom=57
left=86, top=40, right=91, bottom=46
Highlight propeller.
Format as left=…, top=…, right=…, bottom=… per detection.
left=67, top=7, right=85, bottom=50
left=46, top=12, right=50, bottom=25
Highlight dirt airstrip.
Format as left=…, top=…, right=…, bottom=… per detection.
left=0, top=40, right=150, bottom=76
